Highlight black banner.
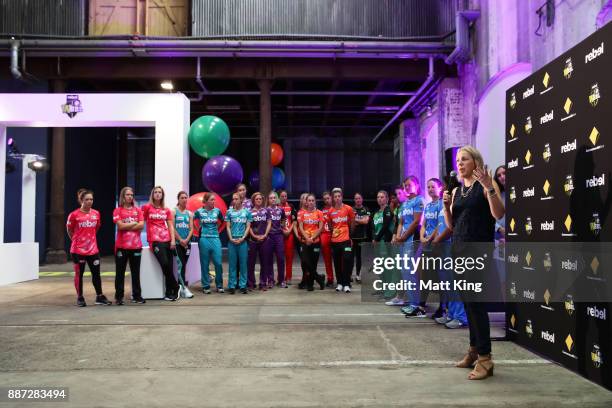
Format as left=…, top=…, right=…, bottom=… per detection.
left=505, top=21, right=612, bottom=389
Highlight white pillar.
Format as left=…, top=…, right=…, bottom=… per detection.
left=0, top=126, right=6, bottom=243
left=21, top=154, right=37, bottom=242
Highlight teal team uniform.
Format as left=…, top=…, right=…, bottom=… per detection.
left=194, top=207, right=224, bottom=290
left=225, top=208, right=253, bottom=289
left=174, top=208, right=192, bottom=286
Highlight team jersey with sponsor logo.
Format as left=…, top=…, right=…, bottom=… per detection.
left=321, top=206, right=333, bottom=235
left=329, top=204, right=355, bottom=243
left=67, top=209, right=101, bottom=255
left=281, top=202, right=296, bottom=232
left=373, top=205, right=394, bottom=242
left=142, top=204, right=172, bottom=243
left=113, top=206, right=144, bottom=250
left=225, top=208, right=252, bottom=239
left=298, top=209, right=325, bottom=243
left=436, top=206, right=451, bottom=242
left=351, top=206, right=371, bottom=240
left=250, top=207, right=271, bottom=237
left=399, top=195, right=424, bottom=242
left=423, top=200, right=442, bottom=237
left=267, top=206, right=286, bottom=235
left=174, top=208, right=192, bottom=243
left=194, top=207, right=224, bottom=238
left=242, top=198, right=253, bottom=210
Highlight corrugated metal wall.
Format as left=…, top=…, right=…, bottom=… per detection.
left=192, top=0, right=456, bottom=39
left=0, top=0, right=85, bottom=36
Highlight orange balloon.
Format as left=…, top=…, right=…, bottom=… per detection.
left=186, top=192, right=228, bottom=236
left=271, top=143, right=284, bottom=166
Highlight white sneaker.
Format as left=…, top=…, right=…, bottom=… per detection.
left=183, top=286, right=194, bottom=299
left=343, top=286, right=351, bottom=293
left=178, top=285, right=185, bottom=298
left=336, top=284, right=343, bottom=292
left=217, top=288, right=225, bottom=293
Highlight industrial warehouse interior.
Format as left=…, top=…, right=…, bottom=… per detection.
left=1, top=1, right=612, bottom=407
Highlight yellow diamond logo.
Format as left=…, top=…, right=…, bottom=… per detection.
left=543, top=180, right=550, bottom=195
left=564, top=97, right=573, bottom=114
left=525, top=150, right=532, bottom=165
left=564, top=215, right=572, bottom=232
left=544, top=289, right=551, bottom=305
left=589, top=127, right=600, bottom=146
left=543, top=72, right=550, bottom=88
left=591, top=256, right=600, bottom=274
left=510, top=124, right=516, bottom=138
left=525, top=251, right=532, bottom=266
left=510, top=218, right=516, bottom=232
left=511, top=314, right=516, bottom=328
left=565, top=334, right=574, bottom=352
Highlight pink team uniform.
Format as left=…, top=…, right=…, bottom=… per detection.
left=66, top=209, right=101, bottom=256
left=142, top=204, right=172, bottom=243
left=113, top=206, right=144, bottom=250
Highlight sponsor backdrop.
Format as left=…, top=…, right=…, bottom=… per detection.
left=505, top=21, right=612, bottom=389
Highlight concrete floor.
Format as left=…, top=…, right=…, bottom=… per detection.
left=1, top=259, right=611, bottom=407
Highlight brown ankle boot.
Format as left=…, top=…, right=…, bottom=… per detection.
left=455, top=347, right=478, bottom=368
left=468, top=354, right=494, bottom=380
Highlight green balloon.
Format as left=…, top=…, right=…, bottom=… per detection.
left=188, top=116, right=230, bottom=158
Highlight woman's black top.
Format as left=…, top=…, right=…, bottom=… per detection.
left=451, top=181, right=495, bottom=243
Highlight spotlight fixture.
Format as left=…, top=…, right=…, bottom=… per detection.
left=27, top=157, right=49, bottom=173
left=160, top=81, right=174, bottom=91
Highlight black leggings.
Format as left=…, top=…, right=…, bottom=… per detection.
left=301, top=243, right=321, bottom=288
left=114, top=248, right=142, bottom=300
left=152, top=242, right=179, bottom=298
left=331, top=240, right=353, bottom=287
left=175, top=244, right=191, bottom=286
left=465, top=302, right=491, bottom=355
left=352, top=238, right=368, bottom=276
left=71, top=253, right=102, bottom=298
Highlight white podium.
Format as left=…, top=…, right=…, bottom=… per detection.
left=140, top=242, right=220, bottom=299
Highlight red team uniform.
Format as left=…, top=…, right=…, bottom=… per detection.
left=320, top=206, right=334, bottom=283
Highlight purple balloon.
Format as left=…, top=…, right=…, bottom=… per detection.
left=202, top=155, right=244, bottom=196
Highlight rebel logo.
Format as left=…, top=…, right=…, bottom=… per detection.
left=522, top=187, right=535, bottom=198
left=540, top=110, right=554, bottom=124
left=523, top=85, right=535, bottom=99
left=540, top=220, right=554, bottom=231
left=561, top=139, right=577, bottom=153
left=78, top=220, right=98, bottom=228
left=585, top=174, right=605, bottom=188
left=523, top=289, right=536, bottom=300
left=586, top=305, right=607, bottom=320
left=541, top=330, right=555, bottom=344
left=584, top=42, right=604, bottom=63
left=508, top=159, right=518, bottom=169
left=507, top=254, right=519, bottom=263
left=561, top=259, right=578, bottom=271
